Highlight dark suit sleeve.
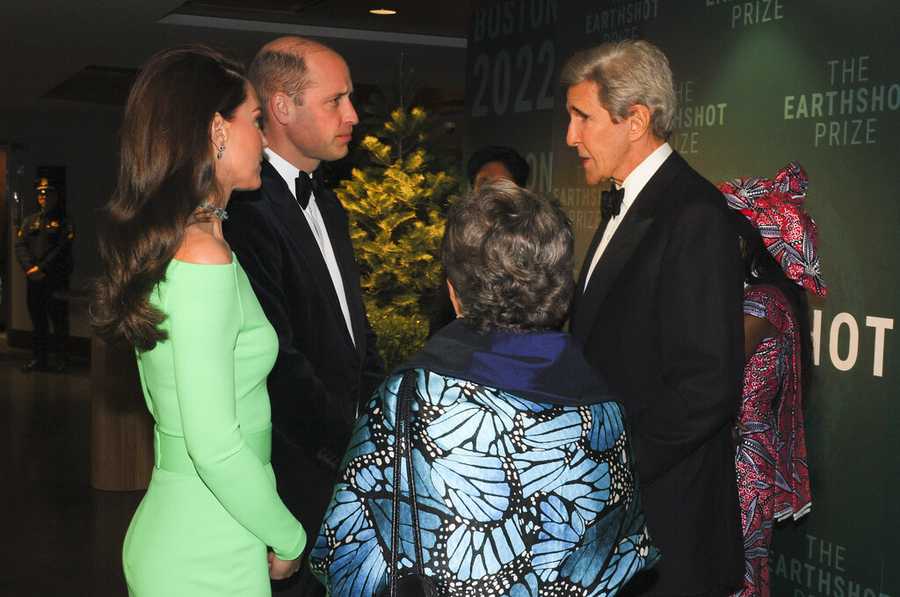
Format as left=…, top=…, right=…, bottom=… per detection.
left=321, top=189, right=384, bottom=402
left=636, top=197, right=744, bottom=484
left=14, top=219, right=35, bottom=271
left=224, top=199, right=353, bottom=460
left=38, top=219, right=74, bottom=273
left=360, top=311, right=385, bottom=399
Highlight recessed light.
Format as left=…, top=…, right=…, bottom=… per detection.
left=369, top=8, right=397, bottom=15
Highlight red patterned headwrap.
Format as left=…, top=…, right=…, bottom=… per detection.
left=718, top=162, right=827, bottom=297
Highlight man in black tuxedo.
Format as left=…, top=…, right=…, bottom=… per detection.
left=224, top=37, right=383, bottom=596
left=562, top=40, right=744, bottom=596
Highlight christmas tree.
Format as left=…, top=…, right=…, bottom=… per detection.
left=336, top=106, right=460, bottom=368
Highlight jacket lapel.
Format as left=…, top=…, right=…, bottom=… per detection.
left=571, top=214, right=610, bottom=321
left=572, top=152, right=686, bottom=339
left=317, top=188, right=367, bottom=359
left=263, top=162, right=359, bottom=353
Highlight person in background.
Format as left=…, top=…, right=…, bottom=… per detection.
left=223, top=36, right=384, bottom=597
left=92, top=46, right=305, bottom=596
left=466, top=144, right=530, bottom=190
left=427, top=145, right=531, bottom=337
left=563, top=39, right=745, bottom=596
left=311, top=180, right=659, bottom=596
left=15, top=176, right=74, bottom=373
left=719, top=162, right=822, bottom=597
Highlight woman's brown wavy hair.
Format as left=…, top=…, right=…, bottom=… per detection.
left=92, top=45, right=247, bottom=351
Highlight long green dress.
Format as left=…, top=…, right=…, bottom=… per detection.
left=123, top=256, right=306, bottom=597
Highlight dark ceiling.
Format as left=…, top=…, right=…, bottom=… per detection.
left=0, top=0, right=473, bottom=110
left=176, top=0, right=473, bottom=37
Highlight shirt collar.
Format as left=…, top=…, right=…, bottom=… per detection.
left=619, top=142, right=673, bottom=208
left=265, top=148, right=317, bottom=199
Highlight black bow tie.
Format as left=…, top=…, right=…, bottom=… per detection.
left=601, top=186, right=625, bottom=221
left=294, top=171, right=321, bottom=209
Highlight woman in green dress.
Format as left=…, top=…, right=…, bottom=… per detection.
left=92, top=46, right=306, bottom=596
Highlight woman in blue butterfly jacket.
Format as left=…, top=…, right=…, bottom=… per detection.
left=310, top=180, right=659, bottom=597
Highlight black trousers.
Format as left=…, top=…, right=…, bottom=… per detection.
left=270, top=435, right=335, bottom=597
left=618, top=568, right=739, bottom=597
left=25, top=278, right=69, bottom=364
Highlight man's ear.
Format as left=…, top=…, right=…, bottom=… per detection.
left=627, top=104, right=652, bottom=140
left=270, top=92, right=293, bottom=126
left=210, top=112, right=228, bottom=149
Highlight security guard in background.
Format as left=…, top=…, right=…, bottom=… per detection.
left=15, top=177, right=74, bottom=372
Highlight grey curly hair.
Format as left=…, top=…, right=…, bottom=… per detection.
left=442, top=180, right=574, bottom=333
left=561, top=39, right=677, bottom=140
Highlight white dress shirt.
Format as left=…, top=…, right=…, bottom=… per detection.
left=265, top=149, right=355, bottom=346
left=583, top=142, right=673, bottom=290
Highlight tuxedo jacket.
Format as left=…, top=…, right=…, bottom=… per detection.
left=570, top=152, right=745, bottom=596
left=224, top=160, right=384, bottom=524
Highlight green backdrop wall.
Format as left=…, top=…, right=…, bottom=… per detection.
left=465, top=1, right=899, bottom=594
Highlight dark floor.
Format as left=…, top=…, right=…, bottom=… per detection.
left=0, top=336, right=142, bottom=597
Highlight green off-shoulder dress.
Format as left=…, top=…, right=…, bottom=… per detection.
left=123, top=256, right=306, bottom=597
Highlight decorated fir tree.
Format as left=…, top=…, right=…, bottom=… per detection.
left=336, top=106, right=459, bottom=368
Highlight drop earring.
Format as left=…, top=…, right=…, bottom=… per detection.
left=216, top=144, right=226, bottom=160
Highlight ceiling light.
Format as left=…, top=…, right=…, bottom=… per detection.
left=369, top=8, right=397, bottom=15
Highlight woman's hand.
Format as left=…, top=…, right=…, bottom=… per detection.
left=268, top=551, right=301, bottom=580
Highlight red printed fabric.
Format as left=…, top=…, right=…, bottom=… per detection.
left=719, top=162, right=827, bottom=298
left=732, top=284, right=811, bottom=597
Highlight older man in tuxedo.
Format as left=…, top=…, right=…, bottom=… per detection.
left=563, top=39, right=744, bottom=596
left=224, top=37, right=383, bottom=596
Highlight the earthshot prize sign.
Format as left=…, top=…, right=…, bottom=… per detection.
left=783, top=55, right=900, bottom=149
left=466, top=1, right=899, bottom=594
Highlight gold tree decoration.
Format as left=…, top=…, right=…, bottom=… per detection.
left=337, top=106, right=459, bottom=368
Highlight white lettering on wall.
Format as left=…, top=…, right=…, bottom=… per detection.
left=773, top=535, right=891, bottom=597
left=470, top=40, right=556, bottom=118
left=670, top=80, right=729, bottom=155
left=706, top=0, right=785, bottom=29
left=866, top=316, right=894, bottom=377
left=812, top=309, right=894, bottom=377
left=525, top=151, right=553, bottom=194
left=783, top=55, right=900, bottom=149
left=829, top=312, right=859, bottom=371
left=472, top=0, right=557, bottom=42
left=812, top=308, right=822, bottom=366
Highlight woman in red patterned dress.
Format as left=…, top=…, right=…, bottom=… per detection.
left=719, top=163, right=827, bottom=597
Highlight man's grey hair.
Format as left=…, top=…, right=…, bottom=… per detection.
left=441, top=180, right=574, bottom=333
left=561, top=39, right=677, bottom=140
